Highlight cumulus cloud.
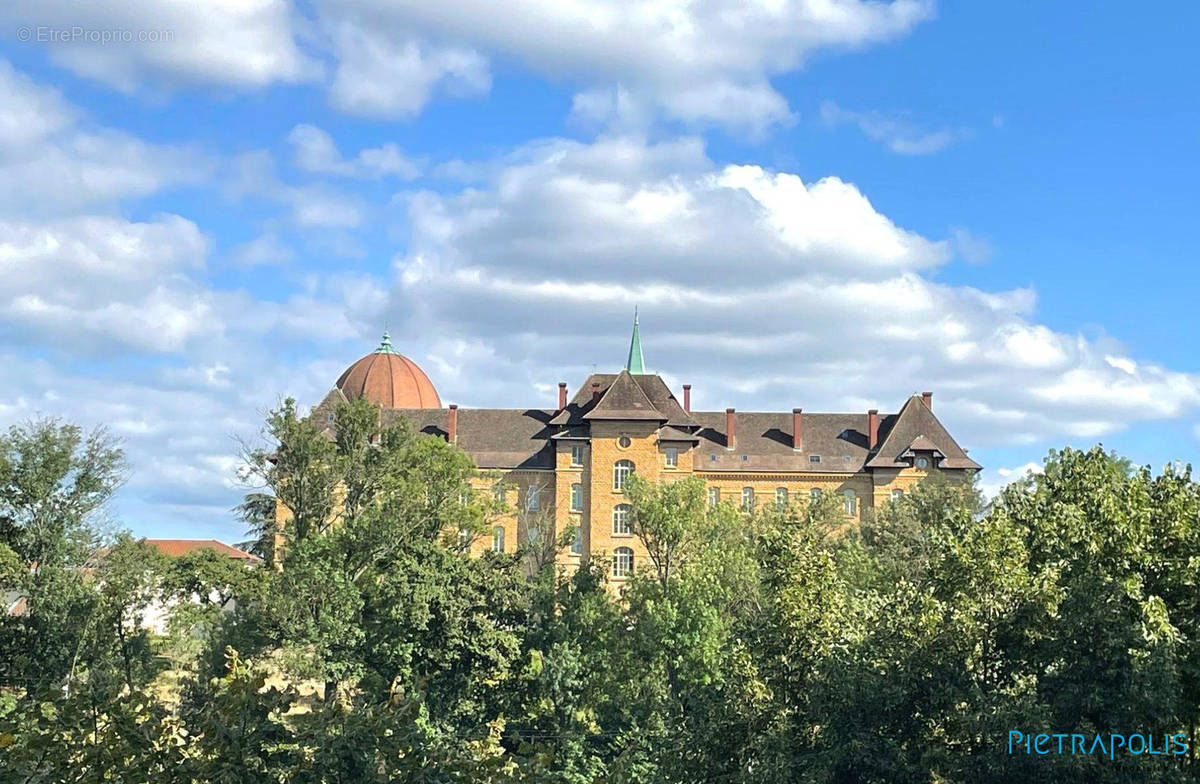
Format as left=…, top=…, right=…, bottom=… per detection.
left=314, top=0, right=933, bottom=131
left=0, top=60, right=207, bottom=216
left=287, top=124, right=421, bottom=180
left=385, top=135, right=1200, bottom=447
left=820, top=101, right=968, bottom=155
left=0, top=0, right=318, bottom=91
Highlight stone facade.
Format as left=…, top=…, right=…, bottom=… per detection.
left=304, top=330, right=980, bottom=585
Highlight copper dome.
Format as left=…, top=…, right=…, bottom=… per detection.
left=335, top=333, right=442, bottom=409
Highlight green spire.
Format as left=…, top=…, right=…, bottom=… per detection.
left=625, top=308, right=646, bottom=374
left=375, top=330, right=399, bottom=355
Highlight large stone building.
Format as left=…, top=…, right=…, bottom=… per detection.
left=311, top=319, right=979, bottom=581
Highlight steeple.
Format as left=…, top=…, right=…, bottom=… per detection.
left=625, top=308, right=646, bottom=374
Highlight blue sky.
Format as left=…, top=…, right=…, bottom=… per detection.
left=1, top=1, right=1197, bottom=542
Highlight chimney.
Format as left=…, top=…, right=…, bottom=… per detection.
left=682, top=384, right=692, bottom=413
left=448, top=404, right=458, bottom=444
left=868, top=409, right=879, bottom=450
left=922, top=391, right=932, bottom=410
left=725, top=407, right=736, bottom=451
left=591, top=382, right=601, bottom=402
left=558, top=382, right=567, bottom=410
left=792, top=408, right=803, bottom=451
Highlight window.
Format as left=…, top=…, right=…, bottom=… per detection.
left=570, top=526, right=583, bottom=555
left=570, top=444, right=584, bottom=466
left=741, top=487, right=755, bottom=511
left=570, top=483, right=583, bottom=512
left=843, top=490, right=856, bottom=516
left=492, top=526, right=505, bottom=553
left=613, top=459, right=635, bottom=490
left=891, top=489, right=904, bottom=502
left=526, top=486, right=540, bottom=512
left=708, top=487, right=720, bottom=507
left=809, top=455, right=821, bottom=463
left=326, top=412, right=335, bottom=423
left=458, top=528, right=471, bottom=550
left=775, top=487, right=788, bottom=511
left=493, top=484, right=506, bottom=503
left=810, top=488, right=822, bottom=502
left=916, top=457, right=929, bottom=469
left=664, top=447, right=678, bottom=467
left=618, top=436, right=632, bottom=448
left=613, top=547, right=634, bottom=578
left=458, top=490, right=470, bottom=505
left=526, top=526, right=540, bottom=546
left=613, top=504, right=633, bottom=536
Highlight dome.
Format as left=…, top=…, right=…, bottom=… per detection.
left=335, top=333, right=442, bottom=409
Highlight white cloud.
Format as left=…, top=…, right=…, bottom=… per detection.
left=324, top=22, right=490, bottom=119
left=1, top=0, right=318, bottom=91
left=383, top=135, right=1200, bottom=447
left=315, top=0, right=933, bottom=130
left=821, top=101, right=968, bottom=155
left=0, top=214, right=217, bottom=352
left=0, top=60, right=208, bottom=216
left=979, top=461, right=1043, bottom=499
left=229, top=232, right=294, bottom=267
left=287, top=124, right=421, bottom=180
left=228, top=150, right=364, bottom=229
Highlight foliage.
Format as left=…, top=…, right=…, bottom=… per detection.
left=4, top=411, right=1200, bottom=782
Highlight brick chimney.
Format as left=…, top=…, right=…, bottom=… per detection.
left=592, top=382, right=601, bottom=402
left=448, top=404, right=458, bottom=444
left=682, top=384, right=691, bottom=413
left=792, top=408, right=803, bottom=451
left=558, top=382, right=567, bottom=410
left=725, top=408, right=736, bottom=451
left=922, top=391, right=932, bottom=410
left=868, top=409, right=879, bottom=450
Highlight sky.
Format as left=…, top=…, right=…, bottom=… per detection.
left=1, top=1, right=1198, bottom=543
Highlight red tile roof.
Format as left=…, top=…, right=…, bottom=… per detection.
left=144, top=539, right=260, bottom=561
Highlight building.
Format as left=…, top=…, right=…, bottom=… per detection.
left=140, top=539, right=259, bottom=633
left=307, top=319, right=979, bottom=581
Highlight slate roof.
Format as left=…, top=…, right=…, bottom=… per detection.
left=550, top=373, right=694, bottom=427
left=386, top=407, right=556, bottom=469
left=583, top=370, right=664, bottom=421
left=691, top=410, right=878, bottom=473
left=865, top=395, right=980, bottom=470
left=335, top=374, right=978, bottom=474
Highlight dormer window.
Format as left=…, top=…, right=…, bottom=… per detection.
left=916, top=457, right=929, bottom=469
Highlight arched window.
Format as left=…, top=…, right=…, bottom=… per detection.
left=613, top=459, right=635, bottom=490
left=775, top=487, right=788, bottom=511
left=613, top=547, right=634, bottom=578
left=492, top=526, right=505, bottom=553
left=707, top=487, right=720, bottom=507
left=613, top=504, right=633, bottom=536
left=570, top=525, right=583, bottom=555
left=842, top=490, right=856, bottom=516
left=741, top=487, right=755, bottom=511
left=810, top=488, right=822, bottom=502
left=891, top=488, right=904, bottom=502
left=526, top=485, right=540, bottom=511
left=570, top=483, right=583, bottom=512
